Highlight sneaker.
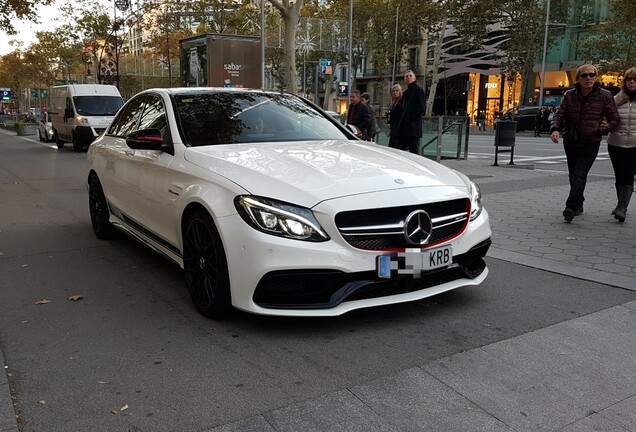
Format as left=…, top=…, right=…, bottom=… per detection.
left=563, top=208, right=575, bottom=222
left=574, top=206, right=583, bottom=216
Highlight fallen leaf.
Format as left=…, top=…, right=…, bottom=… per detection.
left=111, top=409, right=118, bottom=415
left=35, top=300, right=51, bottom=305
left=566, top=236, right=577, bottom=240
left=98, top=381, right=108, bottom=384
left=120, top=404, right=129, bottom=412
left=68, top=295, right=84, bottom=302
left=38, top=400, right=45, bottom=405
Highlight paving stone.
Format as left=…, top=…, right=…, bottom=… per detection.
left=577, top=255, right=614, bottom=264
left=594, top=263, right=633, bottom=273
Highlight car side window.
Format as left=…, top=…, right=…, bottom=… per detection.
left=137, top=95, right=167, bottom=132
left=134, top=94, right=173, bottom=153
left=109, top=96, right=144, bottom=137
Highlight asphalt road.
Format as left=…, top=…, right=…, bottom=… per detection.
left=1, top=131, right=635, bottom=431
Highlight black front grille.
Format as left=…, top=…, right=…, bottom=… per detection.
left=335, top=199, right=469, bottom=251
left=252, top=239, right=491, bottom=309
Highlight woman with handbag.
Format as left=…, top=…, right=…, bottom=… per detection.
left=607, top=67, right=636, bottom=222
left=550, top=64, right=620, bottom=222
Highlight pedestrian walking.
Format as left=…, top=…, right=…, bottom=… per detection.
left=386, top=84, right=404, bottom=150
left=360, top=92, right=378, bottom=142
left=534, top=107, right=544, bottom=137
left=550, top=64, right=620, bottom=222
left=346, top=90, right=372, bottom=140
left=476, top=111, right=486, bottom=131
left=396, top=70, right=426, bottom=154
left=607, top=67, right=636, bottom=222
left=541, top=106, right=551, bottom=134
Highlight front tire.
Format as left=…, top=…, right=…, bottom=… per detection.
left=183, top=210, right=233, bottom=319
left=72, top=132, right=83, bottom=152
left=88, top=174, right=115, bottom=239
left=55, top=131, right=64, bottom=149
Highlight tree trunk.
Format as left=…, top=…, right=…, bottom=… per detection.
left=426, top=18, right=446, bottom=116
left=270, top=0, right=304, bottom=94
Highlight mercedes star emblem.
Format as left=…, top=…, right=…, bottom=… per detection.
left=404, top=210, right=433, bottom=245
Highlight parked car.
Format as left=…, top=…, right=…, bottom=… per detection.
left=498, top=106, right=540, bottom=132
left=38, top=112, right=54, bottom=142
left=87, top=88, right=492, bottom=318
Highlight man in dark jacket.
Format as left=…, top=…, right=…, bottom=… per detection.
left=397, top=70, right=426, bottom=154
left=347, top=90, right=372, bottom=140
left=550, top=64, right=619, bottom=222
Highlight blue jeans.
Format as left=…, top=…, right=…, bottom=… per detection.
left=563, top=142, right=600, bottom=209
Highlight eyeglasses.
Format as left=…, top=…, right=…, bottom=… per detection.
left=579, top=73, right=597, bottom=79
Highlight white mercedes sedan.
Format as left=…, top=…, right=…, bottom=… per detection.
left=87, top=88, right=491, bottom=318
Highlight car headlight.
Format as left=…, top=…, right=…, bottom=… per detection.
left=235, top=196, right=330, bottom=242
left=468, top=181, right=483, bottom=221
left=76, top=116, right=89, bottom=125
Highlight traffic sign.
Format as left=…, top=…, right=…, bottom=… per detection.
left=1, top=88, right=11, bottom=102
left=338, top=82, right=348, bottom=97
left=30, top=88, right=49, bottom=99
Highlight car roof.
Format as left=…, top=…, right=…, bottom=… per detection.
left=143, top=87, right=289, bottom=97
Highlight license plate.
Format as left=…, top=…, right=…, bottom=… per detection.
left=377, top=246, right=453, bottom=278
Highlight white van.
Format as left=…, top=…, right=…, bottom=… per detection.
left=50, top=84, right=124, bottom=151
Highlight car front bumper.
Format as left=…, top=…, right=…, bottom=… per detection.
left=215, top=204, right=492, bottom=317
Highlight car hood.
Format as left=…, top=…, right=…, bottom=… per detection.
left=184, top=140, right=467, bottom=207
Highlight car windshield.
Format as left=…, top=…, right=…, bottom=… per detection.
left=73, top=96, right=124, bottom=116
left=172, top=92, right=350, bottom=146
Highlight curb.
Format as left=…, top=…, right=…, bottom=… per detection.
left=0, top=346, right=18, bottom=432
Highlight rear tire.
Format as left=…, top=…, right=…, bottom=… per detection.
left=88, top=174, right=115, bottom=240
left=183, top=210, right=233, bottom=319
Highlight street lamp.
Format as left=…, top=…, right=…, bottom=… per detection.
left=538, top=0, right=551, bottom=108
left=111, top=0, right=131, bottom=88
left=391, top=3, right=400, bottom=85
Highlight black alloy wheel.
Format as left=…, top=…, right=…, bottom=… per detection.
left=183, top=210, right=232, bottom=318
left=88, top=175, right=115, bottom=239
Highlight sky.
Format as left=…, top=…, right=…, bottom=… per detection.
left=0, top=2, right=60, bottom=55
left=1, top=0, right=112, bottom=56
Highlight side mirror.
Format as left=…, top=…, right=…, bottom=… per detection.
left=126, top=128, right=164, bottom=150
left=346, top=124, right=363, bottom=138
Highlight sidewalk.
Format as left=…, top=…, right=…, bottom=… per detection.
left=2, top=155, right=635, bottom=432
left=202, top=158, right=636, bottom=432
left=445, top=158, right=636, bottom=292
